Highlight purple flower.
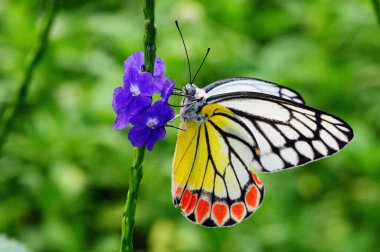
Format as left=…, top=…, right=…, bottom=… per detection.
left=113, top=68, right=155, bottom=129
left=112, top=88, right=151, bottom=129
left=113, top=51, right=176, bottom=149
left=124, top=51, right=166, bottom=78
left=128, top=101, right=175, bottom=151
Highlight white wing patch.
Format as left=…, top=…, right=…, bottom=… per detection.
left=219, top=99, right=291, bottom=122
left=312, top=140, right=328, bottom=156
left=225, top=165, right=241, bottom=200
left=206, top=93, right=354, bottom=172
left=204, top=78, right=305, bottom=104
left=258, top=121, right=286, bottom=147
left=280, top=148, right=299, bottom=165
left=277, top=125, right=300, bottom=140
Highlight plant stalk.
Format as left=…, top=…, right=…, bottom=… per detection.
left=119, top=0, right=156, bottom=251
left=143, top=0, right=156, bottom=73
left=372, top=0, right=380, bottom=27
left=0, top=0, right=58, bottom=155
left=120, top=147, right=146, bottom=252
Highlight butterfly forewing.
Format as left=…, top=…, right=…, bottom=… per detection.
left=206, top=92, right=354, bottom=172
left=204, top=77, right=305, bottom=104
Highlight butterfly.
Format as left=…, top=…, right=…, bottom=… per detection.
left=170, top=21, right=354, bottom=227
left=171, top=77, right=354, bottom=227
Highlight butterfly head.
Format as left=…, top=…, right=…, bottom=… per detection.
left=183, top=83, right=196, bottom=97
left=183, top=83, right=207, bottom=100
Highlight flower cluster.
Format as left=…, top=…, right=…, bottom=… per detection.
left=112, top=52, right=175, bottom=151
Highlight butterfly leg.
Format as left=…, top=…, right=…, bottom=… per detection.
left=166, top=115, right=187, bottom=131
left=166, top=124, right=186, bottom=131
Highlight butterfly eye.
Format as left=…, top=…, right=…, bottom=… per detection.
left=184, top=84, right=196, bottom=96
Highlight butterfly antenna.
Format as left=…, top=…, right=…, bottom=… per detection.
left=192, top=48, right=210, bottom=84
left=175, top=20, right=192, bottom=84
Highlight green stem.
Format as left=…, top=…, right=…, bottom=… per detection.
left=120, top=147, right=145, bottom=252
left=119, top=0, right=156, bottom=251
left=372, top=0, right=380, bottom=27
left=0, top=0, right=58, bottom=155
left=143, top=0, right=156, bottom=73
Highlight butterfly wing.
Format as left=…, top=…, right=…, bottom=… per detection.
left=204, top=77, right=305, bottom=104
left=206, top=92, right=354, bottom=172
left=172, top=104, right=264, bottom=227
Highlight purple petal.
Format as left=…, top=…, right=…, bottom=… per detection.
left=123, top=68, right=139, bottom=88
left=126, top=96, right=151, bottom=116
left=123, top=68, right=155, bottom=97
left=130, top=109, right=149, bottom=127
left=130, top=102, right=158, bottom=127
left=153, top=56, right=166, bottom=77
left=146, top=127, right=166, bottom=151
left=130, top=101, right=174, bottom=127
left=124, top=52, right=144, bottom=72
left=128, top=126, right=151, bottom=148
left=149, top=101, right=175, bottom=126
left=112, top=86, right=129, bottom=114
left=137, top=72, right=155, bottom=96
left=113, top=96, right=151, bottom=129
left=161, top=79, right=175, bottom=102
left=163, top=106, right=175, bottom=123
left=123, top=52, right=166, bottom=78
left=113, top=111, right=131, bottom=129
left=154, top=76, right=167, bottom=93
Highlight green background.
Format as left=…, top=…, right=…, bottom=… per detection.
left=1, top=0, right=380, bottom=251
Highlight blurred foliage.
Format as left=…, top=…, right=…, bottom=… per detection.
left=1, top=0, right=380, bottom=251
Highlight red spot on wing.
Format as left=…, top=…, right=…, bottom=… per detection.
left=231, top=202, right=246, bottom=222
left=212, top=203, right=229, bottom=226
left=252, top=173, right=264, bottom=188
left=180, top=189, right=191, bottom=210
left=245, top=185, right=260, bottom=210
left=196, top=199, right=211, bottom=224
left=185, top=194, right=197, bottom=215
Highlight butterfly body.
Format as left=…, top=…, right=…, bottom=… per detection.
left=172, top=78, right=353, bottom=227
left=180, top=84, right=208, bottom=123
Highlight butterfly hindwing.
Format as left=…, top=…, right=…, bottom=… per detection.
left=172, top=104, right=264, bottom=227
left=206, top=92, right=354, bottom=172
left=204, top=77, right=305, bottom=104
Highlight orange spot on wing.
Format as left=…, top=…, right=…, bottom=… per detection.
left=185, top=194, right=197, bottom=215
left=175, top=186, right=183, bottom=197
left=196, top=199, right=211, bottom=224
left=252, top=173, right=264, bottom=187
left=231, top=203, right=246, bottom=222
left=180, top=189, right=191, bottom=210
left=212, top=203, right=229, bottom=226
left=245, top=185, right=260, bottom=210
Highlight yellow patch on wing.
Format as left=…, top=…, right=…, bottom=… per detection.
left=173, top=121, right=199, bottom=186
left=200, top=104, right=234, bottom=122
left=187, top=125, right=208, bottom=189
left=202, top=160, right=215, bottom=191
left=205, top=124, right=228, bottom=175
left=172, top=104, right=235, bottom=193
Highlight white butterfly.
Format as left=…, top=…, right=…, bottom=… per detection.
left=172, top=77, right=354, bottom=227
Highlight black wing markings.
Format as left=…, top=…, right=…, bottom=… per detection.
left=207, top=119, right=256, bottom=197
left=177, top=126, right=202, bottom=204
left=174, top=125, right=200, bottom=175
left=206, top=92, right=353, bottom=172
